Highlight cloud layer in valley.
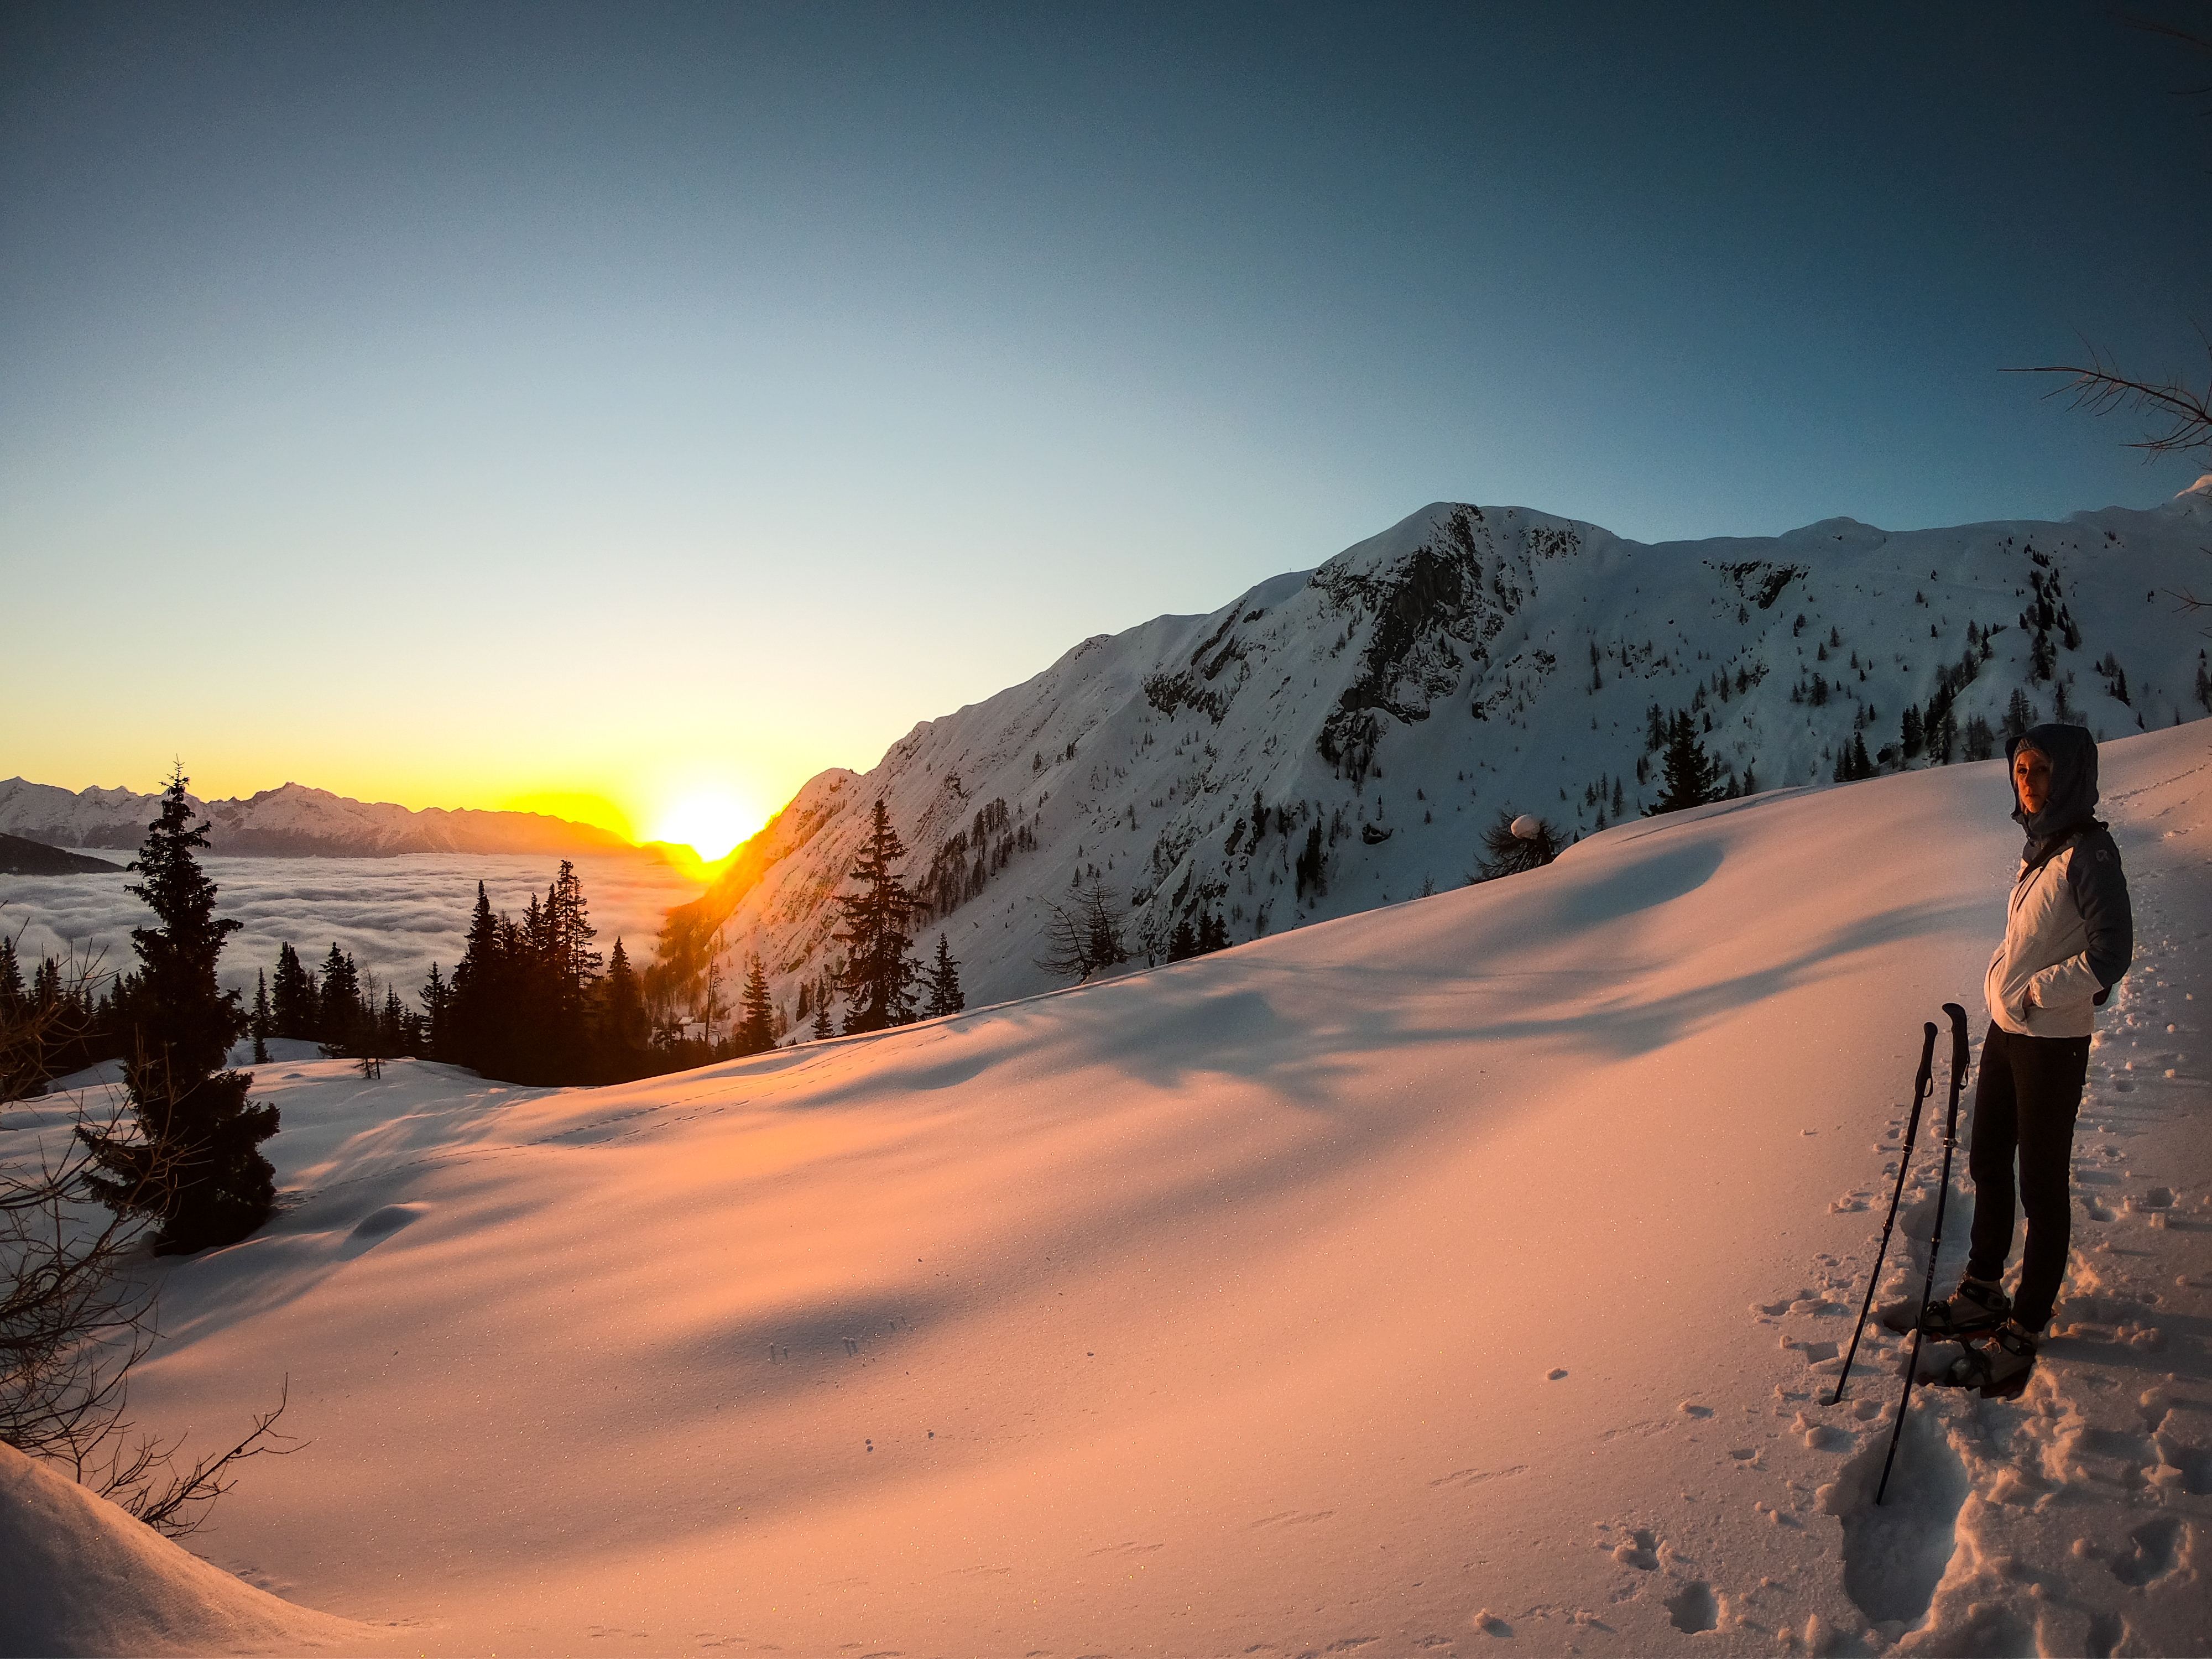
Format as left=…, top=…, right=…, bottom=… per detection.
left=0, top=853, right=703, bottom=1006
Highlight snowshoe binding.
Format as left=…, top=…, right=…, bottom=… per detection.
left=1940, top=1319, right=2038, bottom=1401
left=1918, top=1275, right=2010, bottom=1341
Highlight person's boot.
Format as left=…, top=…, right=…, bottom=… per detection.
left=1942, top=1318, right=2038, bottom=1400
left=1918, top=1274, right=2010, bottom=1339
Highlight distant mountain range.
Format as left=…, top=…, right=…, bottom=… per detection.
left=0, top=779, right=650, bottom=862
left=671, top=478, right=2212, bottom=1022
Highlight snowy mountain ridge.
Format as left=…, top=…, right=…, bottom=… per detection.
left=684, top=482, right=2212, bottom=1023
left=0, top=778, right=644, bottom=860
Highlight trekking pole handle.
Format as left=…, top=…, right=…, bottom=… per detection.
left=1942, top=1003, right=1969, bottom=1137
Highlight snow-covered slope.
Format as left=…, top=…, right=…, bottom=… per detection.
left=20, top=721, right=2200, bottom=1655
left=0, top=778, right=643, bottom=859
left=688, top=481, right=2212, bottom=1024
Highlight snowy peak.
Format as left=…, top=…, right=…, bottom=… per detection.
left=677, top=493, right=2210, bottom=1034
left=0, top=777, right=647, bottom=860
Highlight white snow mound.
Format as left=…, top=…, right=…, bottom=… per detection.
left=0, top=1443, right=382, bottom=1655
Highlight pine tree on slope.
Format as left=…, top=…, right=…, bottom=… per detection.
left=1645, top=711, right=1723, bottom=815
left=447, top=881, right=505, bottom=1073
left=77, top=767, right=277, bottom=1254
left=269, top=942, right=316, bottom=1039
left=834, top=800, right=920, bottom=1034
left=735, top=956, right=777, bottom=1056
left=251, top=970, right=272, bottom=1065
left=316, top=943, right=361, bottom=1055
left=599, top=938, right=648, bottom=1069
left=923, top=935, right=965, bottom=1018
left=1167, top=916, right=1199, bottom=962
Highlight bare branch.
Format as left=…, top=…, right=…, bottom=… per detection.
left=118, top=1378, right=303, bottom=1538
left=2116, top=5, right=2212, bottom=64
left=2013, top=336, right=2212, bottom=461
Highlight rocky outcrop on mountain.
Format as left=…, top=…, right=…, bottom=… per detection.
left=688, top=483, right=2212, bottom=1024
left=0, top=779, right=639, bottom=859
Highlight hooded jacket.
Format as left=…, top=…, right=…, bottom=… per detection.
left=1983, top=724, right=2133, bottom=1039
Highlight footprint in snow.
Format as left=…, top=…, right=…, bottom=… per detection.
left=1603, top=1525, right=1660, bottom=1571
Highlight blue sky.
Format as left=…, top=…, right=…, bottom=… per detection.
left=4, top=2, right=2206, bottom=847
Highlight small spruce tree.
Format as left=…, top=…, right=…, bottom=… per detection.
left=923, top=935, right=965, bottom=1018
left=1645, top=711, right=1723, bottom=815
left=834, top=801, right=920, bottom=1034
left=1167, top=916, right=1199, bottom=962
left=316, top=944, right=361, bottom=1056
left=77, top=766, right=277, bottom=1254
left=250, top=969, right=272, bottom=1065
left=599, top=938, right=648, bottom=1068
left=269, top=942, right=315, bottom=1039
left=735, top=956, right=776, bottom=1056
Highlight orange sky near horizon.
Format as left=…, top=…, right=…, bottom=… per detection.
left=14, top=748, right=795, bottom=867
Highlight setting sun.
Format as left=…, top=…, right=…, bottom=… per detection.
left=646, top=784, right=763, bottom=864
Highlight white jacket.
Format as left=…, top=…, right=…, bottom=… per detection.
left=1984, top=828, right=2132, bottom=1040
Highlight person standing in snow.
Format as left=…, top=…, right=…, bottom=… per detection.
left=1922, top=725, right=2132, bottom=1396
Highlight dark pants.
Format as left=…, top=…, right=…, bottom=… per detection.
left=1966, top=1022, right=2091, bottom=1331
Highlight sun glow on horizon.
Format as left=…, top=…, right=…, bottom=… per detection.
left=646, top=784, right=765, bottom=864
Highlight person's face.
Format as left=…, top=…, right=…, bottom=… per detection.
left=2013, top=747, right=2053, bottom=815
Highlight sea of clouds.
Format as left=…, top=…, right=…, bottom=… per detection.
left=0, top=852, right=706, bottom=1005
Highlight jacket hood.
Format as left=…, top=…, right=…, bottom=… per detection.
left=2007, top=723, right=2100, bottom=852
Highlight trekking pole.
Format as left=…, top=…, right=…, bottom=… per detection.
left=1830, top=1020, right=1939, bottom=1405
left=1876, top=1002, right=1971, bottom=1505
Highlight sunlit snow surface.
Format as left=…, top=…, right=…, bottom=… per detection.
left=10, top=724, right=2208, bottom=1655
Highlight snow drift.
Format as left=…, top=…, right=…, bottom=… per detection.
left=13, top=721, right=2202, bottom=1654
left=0, top=1443, right=382, bottom=1655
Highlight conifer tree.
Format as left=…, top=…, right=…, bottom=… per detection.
left=316, top=944, right=360, bottom=1054
left=1167, top=916, right=1199, bottom=962
left=448, top=882, right=504, bottom=1073
left=922, top=935, right=965, bottom=1018
left=1293, top=820, right=1326, bottom=901
left=1083, top=881, right=1129, bottom=972
left=1197, top=911, right=1231, bottom=954
left=250, top=970, right=271, bottom=1065
left=811, top=1000, right=834, bottom=1041
left=269, top=942, right=315, bottom=1039
left=599, top=938, right=648, bottom=1067
left=417, top=963, right=451, bottom=1058
left=1645, top=711, right=1722, bottom=815
left=735, top=956, right=776, bottom=1056
left=76, top=766, right=276, bottom=1254
left=834, top=800, right=920, bottom=1034
left=542, top=860, right=601, bottom=1022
